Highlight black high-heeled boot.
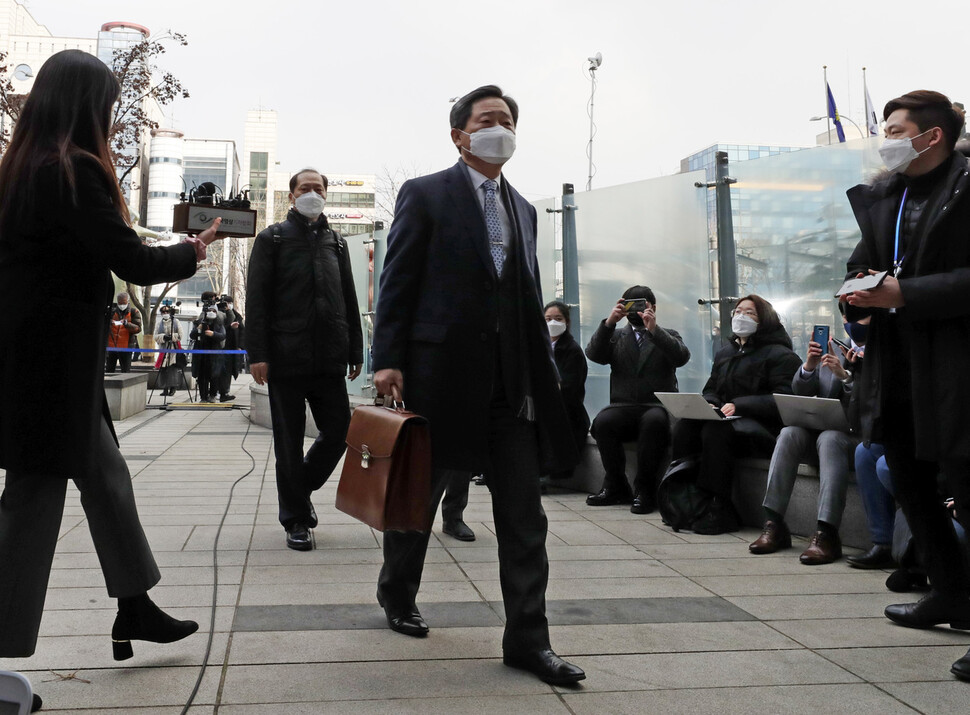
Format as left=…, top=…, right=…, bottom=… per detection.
left=111, top=593, right=199, bottom=660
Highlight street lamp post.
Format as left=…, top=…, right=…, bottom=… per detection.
left=810, top=115, right=867, bottom=141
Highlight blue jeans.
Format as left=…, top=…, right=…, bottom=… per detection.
left=854, top=442, right=895, bottom=545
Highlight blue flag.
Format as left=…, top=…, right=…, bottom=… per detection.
left=826, top=82, right=846, bottom=143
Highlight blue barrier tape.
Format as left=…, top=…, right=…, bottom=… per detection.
left=106, top=347, right=247, bottom=354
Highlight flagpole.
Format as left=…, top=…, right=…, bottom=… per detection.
left=824, top=65, right=831, bottom=145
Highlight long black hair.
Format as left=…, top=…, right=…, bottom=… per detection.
left=0, top=49, right=126, bottom=236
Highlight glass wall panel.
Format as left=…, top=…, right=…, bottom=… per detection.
left=726, top=136, right=883, bottom=359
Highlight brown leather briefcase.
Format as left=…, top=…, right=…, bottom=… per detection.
left=336, top=402, right=432, bottom=532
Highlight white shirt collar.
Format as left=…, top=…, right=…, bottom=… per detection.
left=464, top=162, right=502, bottom=192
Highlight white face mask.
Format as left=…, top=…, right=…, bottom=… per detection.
left=547, top=320, right=567, bottom=338
left=462, top=125, right=516, bottom=165
left=294, top=191, right=326, bottom=219
left=205, top=311, right=217, bottom=320
left=879, top=129, right=931, bottom=174
left=117, top=303, right=128, bottom=311
left=731, top=314, right=759, bottom=338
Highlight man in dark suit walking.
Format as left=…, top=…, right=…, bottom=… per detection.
left=372, top=85, right=585, bottom=685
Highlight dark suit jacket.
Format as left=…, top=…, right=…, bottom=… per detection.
left=372, top=161, right=574, bottom=472
left=552, top=331, right=590, bottom=450
left=585, top=320, right=690, bottom=407
left=0, top=158, right=197, bottom=475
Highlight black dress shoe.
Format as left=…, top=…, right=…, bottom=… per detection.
left=376, top=591, right=429, bottom=637
left=885, top=591, right=970, bottom=630
left=219, top=393, right=236, bottom=402
left=690, top=496, right=739, bottom=535
left=472, top=474, right=488, bottom=486
left=285, top=523, right=312, bottom=551
left=630, top=492, right=656, bottom=514
left=846, top=544, right=895, bottom=569
left=111, top=594, right=199, bottom=660
left=443, top=520, right=476, bottom=541
left=886, top=568, right=929, bottom=593
left=503, top=648, right=585, bottom=685
left=586, top=486, right=632, bottom=506
left=31, top=693, right=42, bottom=712
left=952, top=647, right=970, bottom=681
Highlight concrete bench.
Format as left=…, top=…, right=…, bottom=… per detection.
left=248, top=383, right=371, bottom=438
left=103, top=372, right=148, bottom=421
left=561, top=436, right=871, bottom=550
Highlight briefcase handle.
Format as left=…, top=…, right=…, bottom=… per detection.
left=375, top=394, right=407, bottom=411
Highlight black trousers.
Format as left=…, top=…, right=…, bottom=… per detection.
left=441, top=472, right=470, bottom=524
left=591, top=404, right=670, bottom=494
left=671, top=417, right=776, bottom=498
left=379, top=400, right=551, bottom=654
left=267, top=374, right=350, bottom=529
left=105, top=350, right=131, bottom=373
left=882, top=399, right=970, bottom=596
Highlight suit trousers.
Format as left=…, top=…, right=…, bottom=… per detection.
left=0, top=418, right=161, bottom=657
left=105, top=350, right=131, bottom=373
left=267, top=373, right=350, bottom=529
left=591, top=404, right=670, bottom=494
left=881, top=399, right=970, bottom=596
left=379, top=401, right=551, bottom=654
left=441, top=472, right=470, bottom=524
left=762, top=426, right=856, bottom=527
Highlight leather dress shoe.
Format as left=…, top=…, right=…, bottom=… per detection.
left=951, top=647, right=970, bottom=681
left=586, top=486, right=632, bottom=507
left=690, top=497, right=739, bottom=535
left=443, top=520, right=476, bottom=541
left=799, top=530, right=842, bottom=565
left=503, top=648, right=585, bottom=685
left=749, top=520, right=792, bottom=554
left=31, top=693, right=42, bottom=712
left=846, top=544, right=895, bottom=569
left=885, top=591, right=970, bottom=630
left=886, top=568, right=929, bottom=593
left=285, top=523, right=312, bottom=551
left=377, top=591, right=429, bottom=637
left=472, top=474, right=488, bottom=486
left=630, top=492, right=656, bottom=514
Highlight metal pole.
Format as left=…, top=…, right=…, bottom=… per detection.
left=714, top=151, right=738, bottom=341
left=586, top=69, right=597, bottom=191
left=561, top=183, right=579, bottom=339
left=824, top=65, right=831, bottom=146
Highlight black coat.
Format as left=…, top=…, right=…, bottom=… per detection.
left=246, top=209, right=363, bottom=378
left=372, top=161, right=575, bottom=472
left=845, top=151, right=970, bottom=460
left=223, top=308, right=246, bottom=377
left=703, top=325, right=801, bottom=437
left=552, top=330, right=590, bottom=450
left=0, top=158, right=197, bottom=475
left=585, top=320, right=690, bottom=406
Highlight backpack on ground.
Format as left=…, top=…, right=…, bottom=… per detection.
left=657, top=457, right=709, bottom=532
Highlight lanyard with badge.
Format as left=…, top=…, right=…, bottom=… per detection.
left=893, top=187, right=909, bottom=277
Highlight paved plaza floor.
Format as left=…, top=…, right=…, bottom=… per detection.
left=3, top=375, right=970, bottom=713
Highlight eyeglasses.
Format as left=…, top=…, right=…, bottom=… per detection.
left=731, top=309, right=758, bottom=319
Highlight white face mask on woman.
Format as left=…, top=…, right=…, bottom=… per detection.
left=731, top=314, right=758, bottom=338
left=547, top=319, right=567, bottom=338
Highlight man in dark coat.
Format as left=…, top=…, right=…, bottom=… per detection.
left=585, top=285, right=690, bottom=514
left=372, top=85, right=584, bottom=685
left=842, top=90, right=970, bottom=680
left=246, top=169, right=363, bottom=551
left=217, top=294, right=244, bottom=401
left=190, top=290, right=226, bottom=403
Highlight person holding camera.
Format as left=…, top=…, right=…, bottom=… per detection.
left=584, top=285, right=690, bottom=514
left=154, top=304, right=183, bottom=397
left=246, top=168, right=363, bottom=552
left=190, top=291, right=226, bottom=403
left=217, top=295, right=244, bottom=401
left=105, top=291, right=141, bottom=373
left=0, top=50, right=224, bottom=707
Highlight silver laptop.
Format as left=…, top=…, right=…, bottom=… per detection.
left=773, top=394, right=851, bottom=432
left=655, top=392, right=739, bottom=421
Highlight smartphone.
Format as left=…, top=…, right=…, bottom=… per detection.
left=621, top=298, right=648, bottom=314
left=812, top=325, right=830, bottom=348
left=831, top=336, right=851, bottom=353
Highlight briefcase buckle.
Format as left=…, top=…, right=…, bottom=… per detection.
left=361, top=445, right=371, bottom=469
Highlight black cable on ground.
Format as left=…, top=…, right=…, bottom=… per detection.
left=180, top=405, right=256, bottom=714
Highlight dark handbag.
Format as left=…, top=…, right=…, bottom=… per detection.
left=336, top=400, right=432, bottom=532
left=657, top=456, right=709, bottom=532
left=156, top=364, right=179, bottom=388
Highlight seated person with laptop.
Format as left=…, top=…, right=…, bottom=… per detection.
left=749, top=319, right=860, bottom=564
left=668, top=295, right=801, bottom=534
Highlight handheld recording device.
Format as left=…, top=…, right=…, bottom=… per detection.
left=620, top=298, right=649, bottom=314
left=812, top=325, right=830, bottom=348
left=831, top=336, right=852, bottom=353
left=172, top=182, right=257, bottom=238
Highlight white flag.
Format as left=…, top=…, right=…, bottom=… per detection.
left=865, top=82, right=879, bottom=136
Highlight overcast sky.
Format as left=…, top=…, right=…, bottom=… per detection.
left=24, top=0, right=967, bottom=200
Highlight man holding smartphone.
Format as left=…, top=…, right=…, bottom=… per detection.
left=585, top=285, right=690, bottom=513
left=843, top=90, right=970, bottom=681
